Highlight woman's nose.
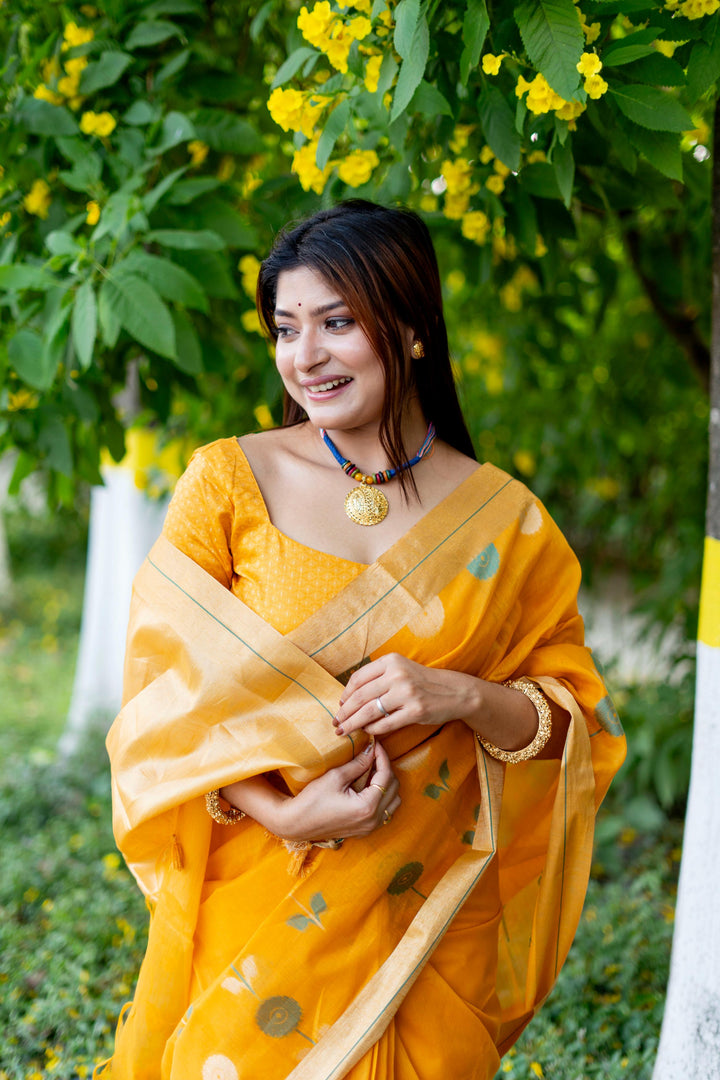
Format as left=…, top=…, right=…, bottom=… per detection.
left=293, top=327, right=327, bottom=371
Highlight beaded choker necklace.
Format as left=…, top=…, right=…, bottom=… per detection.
left=319, top=422, right=437, bottom=526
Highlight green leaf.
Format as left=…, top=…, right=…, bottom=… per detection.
left=156, top=48, right=192, bottom=86
left=515, top=0, right=583, bottom=100
left=377, top=52, right=399, bottom=97
left=123, top=100, right=162, bottom=125
left=460, top=0, right=490, bottom=85
left=143, top=166, right=188, bottom=214
left=195, top=201, right=259, bottom=250
left=552, top=137, right=574, bottom=207
left=45, top=231, right=78, bottom=258
left=424, top=783, right=441, bottom=800
left=626, top=53, right=686, bottom=88
left=271, top=46, right=317, bottom=89
left=519, top=161, right=563, bottom=200
left=391, top=13, right=430, bottom=122
left=98, top=280, right=121, bottom=348
left=624, top=124, right=683, bottom=181
left=71, top=281, right=98, bottom=370
left=191, top=109, right=265, bottom=154
left=409, top=79, right=453, bottom=117
left=8, top=330, right=56, bottom=390
left=0, top=265, right=54, bottom=291
left=143, top=0, right=203, bottom=15
left=170, top=307, right=203, bottom=373
left=317, top=98, right=352, bottom=170
left=103, top=272, right=176, bottom=359
left=90, top=192, right=132, bottom=243
left=611, top=85, right=694, bottom=132
left=14, top=98, right=78, bottom=136
left=250, top=0, right=274, bottom=42
left=285, top=914, right=311, bottom=931
left=125, top=20, right=182, bottom=49
left=152, top=110, right=196, bottom=153
left=602, top=43, right=656, bottom=66
left=122, top=251, right=208, bottom=311
left=171, top=251, right=238, bottom=298
left=479, top=86, right=522, bottom=170
left=394, top=0, right=421, bottom=59
left=38, top=415, right=73, bottom=476
left=146, top=228, right=226, bottom=250
left=686, top=34, right=720, bottom=98
left=79, top=51, right=132, bottom=94
left=166, top=178, right=223, bottom=205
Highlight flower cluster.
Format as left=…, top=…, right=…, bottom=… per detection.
left=188, top=140, right=209, bottom=167
left=267, top=87, right=330, bottom=138
left=337, top=148, right=379, bottom=186
left=298, top=0, right=372, bottom=74
left=441, top=157, right=478, bottom=219
left=292, top=139, right=333, bottom=194
left=23, top=178, right=51, bottom=219
left=576, top=52, right=608, bottom=99
left=665, top=0, right=720, bottom=16
left=86, top=199, right=100, bottom=225
left=80, top=109, right=117, bottom=136
left=238, top=254, right=261, bottom=299
left=34, top=23, right=95, bottom=110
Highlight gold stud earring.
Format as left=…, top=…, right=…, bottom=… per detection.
left=411, top=340, right=425, bottom=359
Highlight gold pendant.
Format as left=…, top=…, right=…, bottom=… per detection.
left=344, top=485, right=389, bottom=526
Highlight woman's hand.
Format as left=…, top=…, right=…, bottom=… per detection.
left=224, top=741, right=401, bottom=844
left=334, top=654, right=481, bottom=739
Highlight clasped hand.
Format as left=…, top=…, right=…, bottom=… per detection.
left=334, top=653, right=480, bottom=739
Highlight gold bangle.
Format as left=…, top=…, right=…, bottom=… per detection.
left=477, top=677, right=552, bottom=764
left=205, top=789, right=245, bottom=825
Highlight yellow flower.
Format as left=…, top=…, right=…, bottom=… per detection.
left=242, top=309, right=261, bottom=335
left=443, top=192, right=471, bottom=219
left=584, top=73, right=608, bottom=99
left=482, top=53, right=504, bottom=75
left=479, top=144, right=494, bottom=164
left=337, top=0, right=372, bottom=10
left=364, top=53, right=383, bottom=93
left=493, top=159, right=511, bottom=178
left=34, top=84, right=64, bottom=105
left=188, top=139, right=209, bottom=166
left=535, top=235, right=548, bottom=257
left=62, top=21, right=94, bottom=49
left=65, top=56, right=88, bottom=78
left=520, top=73, right=566, bottom=114
left=7, top=388, right=40, bottom=411
left=655, top=39, right=680, bottom=57
left=241, top=172, right=262, bottom=197
left=292, top=140, right=333, bottom=194
left=486, top=174, right=505, bottom=195
left=325, top=25, right=354, bottom=73
left=23, top=178, right=51, bottom=219
left=254, top=402, right=274, bottom=428
left=267, top=87, right=306, bottom=133
left=337, top=148, right=379, bottom=186
left=579, top=12, right=601, bottom=44
left=301, top=92, right=332, bottom=138
left=530, top=1063, right=544, bottom=1079
left=418, top=192, right=438, bottom=212
left=217, top=155, right=235, bottom=181
left=513, top=450, right=536, bottom=476
left=526, top=149, right=546, bottom=164
left=85, top=200, right=100, bottom=225
left=348, top=14, right=372, bottom=39
left=239, top=254, right=261, bottom=298
left=80, top=110, right=116, bottom=136
left=461, top=210, right=490, bottom=244
left=0, top=211, right=11, bottom=229
left=515, top=75, right=533, bottom=99
left=298, top=1, right=334, bottom=49
left=58, top=73, right=81, bottom=97
left=555, top=98, right=586, bottom=121
left=449, top=124, right=474, bottom=155
left=671, top=0, right=720, bottom=17
left=441, top=157, right=474, bottom=195
left=577, top=52, right=602, bottom=77
left=42, top=56, right=61, bottom=81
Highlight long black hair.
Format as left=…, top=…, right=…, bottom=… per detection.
left=257, top=200, right=476, bottom=490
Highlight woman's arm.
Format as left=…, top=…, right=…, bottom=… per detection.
left=219, top=741, right=402, bottom=841
left=333, top=654, right=569, bottom=759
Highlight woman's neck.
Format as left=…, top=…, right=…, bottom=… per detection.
left=318, top=404, right=429, bottom=475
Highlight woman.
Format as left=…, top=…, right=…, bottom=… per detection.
left=99, top=201, right=625, bottom=1080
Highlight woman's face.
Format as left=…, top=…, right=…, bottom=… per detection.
left=273, top=265, right=397, bottom=435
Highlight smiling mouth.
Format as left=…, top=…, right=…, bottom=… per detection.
left=308, top=377, right=353, bottom=393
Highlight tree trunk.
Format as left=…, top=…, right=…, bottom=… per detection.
left=652, top=96, right=720, bottom=1080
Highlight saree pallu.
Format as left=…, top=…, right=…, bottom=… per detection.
left=99, top=466, right=625, bottom=1080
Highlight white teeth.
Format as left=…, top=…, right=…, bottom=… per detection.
left=313, top=377, right=351, bottom=392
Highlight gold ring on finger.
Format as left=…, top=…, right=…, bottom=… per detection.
left=370, top=783, right=387, bottom=794
left=383, top=809, right=392, bottom=825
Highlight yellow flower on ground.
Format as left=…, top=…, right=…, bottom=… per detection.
left=486, top=174, right=505, bottom=195
left=267, top=87, right=306, bottom=133
left=441, top=157, right=474, bottom=195
left=85, top=200, right=100, bottom=225
left=461, top=210, right=490, bottom=244
left=337, top=148, right=379, bottom=186
left=449, top=124, right=474, bottom=155
left=584, top=73, right=608, bottom=99
left=482, top=53, right=504, bottom=75
left=34, top=84, right=64, bottom=105
left=62, top=21, right=94, bottom=49
left=254, top=403, right=274, bottom=429
left=292, top=140, right=333, bottom=193
left=364, top=53, right=383, bottom=93
left=239, top=254, right=261, bottom=298
left=80, top=110, right=116, bottom=136
left=188, top=139, right=209, bottom=166
left=577, top=52, right=602, bottom=77
left=23, top=178, right=51, bottom=219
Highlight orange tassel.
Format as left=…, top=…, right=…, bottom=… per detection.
left=170, top=834, right=184, bottom=870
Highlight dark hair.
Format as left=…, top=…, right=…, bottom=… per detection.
left=257, top=200, right=476, bottom=491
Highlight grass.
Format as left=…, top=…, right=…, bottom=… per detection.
left=0, top=508, right=680, bottom=1079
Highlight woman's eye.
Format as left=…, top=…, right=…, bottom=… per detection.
left=327, top=317, right=353, bottom=331
left=275, top=325, right=295, bottom=339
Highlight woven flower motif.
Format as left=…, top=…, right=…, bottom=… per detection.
left=387, top=861, right=424, bottom=896
left=201, top=1054, right=239, bottom=1080
left=255, top=995, right=303, bottom=1038
left=467, top=543, right=500, bottom=581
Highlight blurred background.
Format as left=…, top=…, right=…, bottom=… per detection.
left=0, top=1, right=713, bottom=1076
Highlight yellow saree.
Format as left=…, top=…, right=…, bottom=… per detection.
left=99, top=463, right=625, bottom=1080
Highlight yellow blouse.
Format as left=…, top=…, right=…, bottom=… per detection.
left=163, top=438, right=366, bottom=634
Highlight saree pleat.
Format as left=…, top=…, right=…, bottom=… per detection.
left=98, top=463, right=625, bottom=1080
